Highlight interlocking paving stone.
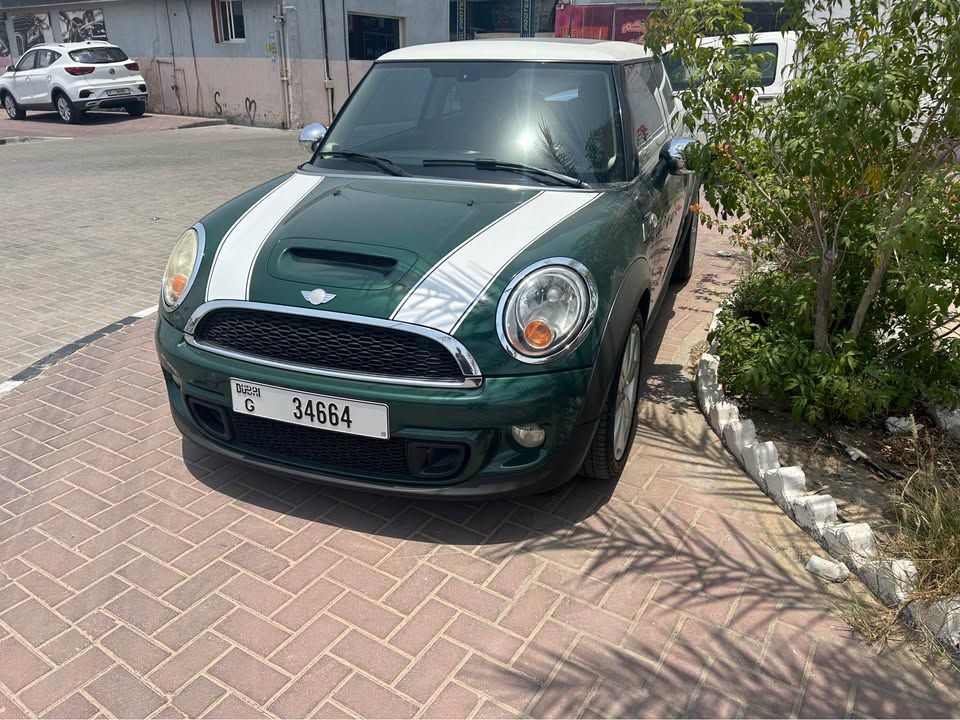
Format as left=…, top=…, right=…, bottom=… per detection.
left=0, top=216, right=957, bottom=719
left=0, top=125, right=300, bottom=382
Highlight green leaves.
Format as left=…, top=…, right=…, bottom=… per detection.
left=653, top=0, right=960, bottom=421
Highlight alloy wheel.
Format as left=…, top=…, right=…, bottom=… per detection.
left=57, top=96, right=71, bottom=122
left=4, top=96, right=14, bottom=118
left=613, top=322, right=642, bottom=461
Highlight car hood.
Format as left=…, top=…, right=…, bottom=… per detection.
left=196, top=171, right=602, bottom=336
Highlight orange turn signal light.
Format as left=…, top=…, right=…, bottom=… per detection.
left=524, top=319, right=554, bottom=348
left=170, top=274, right=188, bottom=298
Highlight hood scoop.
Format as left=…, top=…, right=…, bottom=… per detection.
left=267, top=237, right=418, bottom=291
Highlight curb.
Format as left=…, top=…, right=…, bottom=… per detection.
left=0, top=305, right=157, bottom=398
left=696, top=307, right=960, bottom=653
left=167, top=118, right=228, bottom=130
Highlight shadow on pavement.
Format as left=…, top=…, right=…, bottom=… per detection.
left=177, top=273, right=960, bottom=717
left=17, top=110, right=147, bottom=126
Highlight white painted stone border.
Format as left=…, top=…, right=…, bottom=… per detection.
left=698, top=307, right=960, bottom=653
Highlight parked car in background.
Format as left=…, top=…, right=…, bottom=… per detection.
left=0, top=40, right=148, bottom=123
left=664, top=31, right=799, bottom=102
left=155, top=38, right=701, bottom=497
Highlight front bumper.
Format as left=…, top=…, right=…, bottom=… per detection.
left=156, top=315, right=599, bottom=498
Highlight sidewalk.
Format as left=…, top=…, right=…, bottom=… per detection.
left=0, top=111, right=225, bottom=141
left=0, top=223, right=956, bottom=718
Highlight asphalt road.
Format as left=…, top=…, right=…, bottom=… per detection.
left=0, top=123, right=302, bottom=381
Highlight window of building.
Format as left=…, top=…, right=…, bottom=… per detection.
left=348, top=14, right=401, bottom=61
left=215, top=0, right=245, bottom=42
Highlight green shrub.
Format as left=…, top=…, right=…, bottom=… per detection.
left=713, top=273, right=960, bottom=424
left=645, top=0, right=960, bottom=423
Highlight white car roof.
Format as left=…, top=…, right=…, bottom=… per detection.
left=25, top=40, right=118, bottom=52
left=380, top=38, right=653, bottom=64
left=700, top=30, right=798, bottom=47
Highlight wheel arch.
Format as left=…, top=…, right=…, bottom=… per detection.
left=580, top=257, right=652, bottom=423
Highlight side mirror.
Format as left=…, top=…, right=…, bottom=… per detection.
left=5, top=65, right=14, bottom=73
left=667, top=137, right=697, bottom=175
left=298, top=123, right=327, bottom=154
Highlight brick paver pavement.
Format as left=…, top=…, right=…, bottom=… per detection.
left=0, top=224, right=957, bottom=718
left=0, top=125, right=300, bottom=382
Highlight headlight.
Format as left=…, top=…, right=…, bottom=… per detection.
left=497, top=258, right=598, bottom=363
left=161, top=226, right=202, bottom=310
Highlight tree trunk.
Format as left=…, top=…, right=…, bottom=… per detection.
left=813, top=246, right=835, bottom=354
left=850, top=248, right=891, bottom=339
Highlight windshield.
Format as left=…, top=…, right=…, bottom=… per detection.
left=317, top=61, right=624, bottom=185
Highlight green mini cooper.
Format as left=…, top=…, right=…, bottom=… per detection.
left=155, top=38, right=699, bottom=497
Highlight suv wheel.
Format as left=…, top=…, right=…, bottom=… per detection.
left=55, top=93, right=82, bottom=124
left=3, top=93, right=25, bottom=120
left=126, top=101, right=145, bottom=117
left=581, top=310, right=644, bottom=481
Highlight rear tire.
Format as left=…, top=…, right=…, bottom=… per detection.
left=126, top=101, right=145, bottom=117
left=2, top=93, right=25, bottom=120
left=581, top=310, right=644, bottom=481
left=671, top=200, right=700, bottom=284
left=55, top=92, right=82, bottom=124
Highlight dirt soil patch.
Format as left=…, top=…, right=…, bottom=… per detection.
left=743, top=399, right=959, bottom=537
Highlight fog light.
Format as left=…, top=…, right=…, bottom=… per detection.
left=511, top=424, right=545, bottom=448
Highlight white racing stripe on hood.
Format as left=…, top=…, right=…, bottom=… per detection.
left=205, top=173, right=324, bottom=301
left=391, top=190, right=600, bottom=334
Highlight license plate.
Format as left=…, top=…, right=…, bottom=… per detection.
left=106, top=88, right=131, bottom=96
left=230, top=379, right=389, bottom=439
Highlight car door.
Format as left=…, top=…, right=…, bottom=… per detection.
left=623, top=60, right=683, bottom=306
left=11, top=50, right=40, bottom=104
left=31, top=49, right=59, bottom=104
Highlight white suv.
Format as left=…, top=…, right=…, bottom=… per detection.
left=1, top=41, right=148, bottom=124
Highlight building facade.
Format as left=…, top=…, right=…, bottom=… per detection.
left=0, top=0, right=450, bottom=127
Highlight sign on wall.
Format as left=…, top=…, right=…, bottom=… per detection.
left=554, top=3, right=654, bottom=43
left=58, top=8, right=108, bottom=42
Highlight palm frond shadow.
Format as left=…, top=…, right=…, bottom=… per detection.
left=179, top=278, right=960, bottom=716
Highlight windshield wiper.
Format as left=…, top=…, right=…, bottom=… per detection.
left=314, top=150, right=410, bottom=177
left=421, top=158, right=587, bottom=188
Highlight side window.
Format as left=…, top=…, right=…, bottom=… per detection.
left=36, top=50, right=59, bottom=69
left=624, top=61, right=667, bottom=168
left=732, top=43, right=780, bottom=88
left=660, top=67, right=677, bottom=117
left=750, top=43, right=780, bottom=87
left=15, top=51, right=37, bottom=71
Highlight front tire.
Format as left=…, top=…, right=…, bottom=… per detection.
left=3, top=93, right=25, bottom=120
left=581, top=311, right=644, bottom=481
left=126, top=101, right=145, bottom=117
left=55, top=93, right=82, bottom=124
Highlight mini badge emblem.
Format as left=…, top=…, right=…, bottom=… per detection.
left=302, top=288, right=336, bottom=305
